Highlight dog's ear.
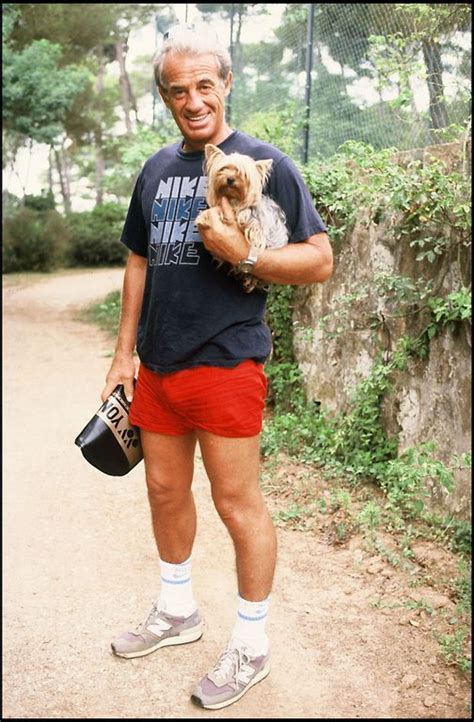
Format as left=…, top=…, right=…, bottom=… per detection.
left=255, top=159, right=273, bottom=184
left=204, top=144, right=224, bottom=163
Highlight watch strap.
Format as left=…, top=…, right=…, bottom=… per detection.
left=237, top=246, right=259, bottom=273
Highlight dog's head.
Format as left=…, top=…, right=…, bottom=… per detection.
left=203, top=144, right=273, bottom=209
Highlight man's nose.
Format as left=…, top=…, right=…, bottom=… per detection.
left=186, top=88, right=203, bottom=110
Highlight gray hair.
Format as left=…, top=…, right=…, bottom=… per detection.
left=153, top=23, right=232, bottom=91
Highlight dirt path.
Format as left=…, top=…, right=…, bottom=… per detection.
left=3, top=269, right=470, bottom=719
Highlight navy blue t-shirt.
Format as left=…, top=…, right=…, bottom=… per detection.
left=120, top=130, right=326, bottom=374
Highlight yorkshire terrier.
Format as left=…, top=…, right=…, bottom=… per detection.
left=195, top=144, right=289, bottom=292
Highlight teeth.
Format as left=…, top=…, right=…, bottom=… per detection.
left=189, top=114, right=208, bottom=121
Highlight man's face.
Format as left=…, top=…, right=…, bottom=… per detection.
left=159, top=51, right=232, bottom=152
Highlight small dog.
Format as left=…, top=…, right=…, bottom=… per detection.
left=196, top=144, right=289, bottom=292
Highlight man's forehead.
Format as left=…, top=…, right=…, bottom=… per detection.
left=162, top=52, right=221, bottom=85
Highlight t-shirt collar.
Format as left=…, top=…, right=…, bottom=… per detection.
left=176, top=130, right=239, bottom=160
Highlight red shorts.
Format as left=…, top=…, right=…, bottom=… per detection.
left=129, top=360, right=268, bottom=438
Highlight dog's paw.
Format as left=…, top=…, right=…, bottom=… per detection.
left=195, top=210, right=211, bottom=229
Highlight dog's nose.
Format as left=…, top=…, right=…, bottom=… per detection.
left=226, top=177, right=235, bottom=186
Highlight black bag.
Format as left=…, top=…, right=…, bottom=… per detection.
left=75, top=385, right=143, bottom=476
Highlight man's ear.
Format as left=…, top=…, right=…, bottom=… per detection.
left=224, top=70, right=233, bottom=97
left=158, top=85, right=170, bottom=108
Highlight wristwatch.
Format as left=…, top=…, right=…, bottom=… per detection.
left=236, top=247, right=259, bottom=274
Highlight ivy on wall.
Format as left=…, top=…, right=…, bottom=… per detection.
left=263, top=139, right=471, bottom=524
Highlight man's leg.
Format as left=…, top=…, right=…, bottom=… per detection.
left=196, top=430, right=276, bottom=601
left=111, top=430, right=203, bottom=658
left=191, top=430, right=275, bottom=709
left=141, top=430, right=197, bottom=562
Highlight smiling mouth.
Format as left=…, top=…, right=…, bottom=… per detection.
left=187, top=113, right=210, bottom=122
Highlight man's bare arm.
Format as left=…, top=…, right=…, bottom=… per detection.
left=252, top=232, right=333, bottom=285
left=101, top=251, right=147, bottom=402
left=198, top=197, right=333, bottom=286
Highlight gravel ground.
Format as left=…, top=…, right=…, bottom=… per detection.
left=3, top=268, right=470, bottom=719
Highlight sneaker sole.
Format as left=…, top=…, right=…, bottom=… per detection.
left=111, top=622, right=204, bottom=659
left=190, top=659, right=271, bottom=710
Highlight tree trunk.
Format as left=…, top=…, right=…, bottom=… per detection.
left=422, top=40, right=449, bottom=134
left=115, top=40, right=138, bottom=134
left=95, top=53, right=105, bottom=206
left=54, top=147, right=72, bottom=214
left=48, top=146, right=55, bottom=196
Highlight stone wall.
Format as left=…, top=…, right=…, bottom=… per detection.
left=293, top=142, right=471, bottom=519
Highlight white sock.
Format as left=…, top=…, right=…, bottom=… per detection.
left=230, top=594, right=270, bottom=657
left=158, top=556, right=197, bottom=618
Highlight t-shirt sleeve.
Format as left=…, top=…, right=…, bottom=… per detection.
left=267, top=155, right=327, bottom=243
left=120, top=171, right=148, bottom=258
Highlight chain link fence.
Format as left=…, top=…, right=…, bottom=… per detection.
left=165, top=3, right=471, bottom=162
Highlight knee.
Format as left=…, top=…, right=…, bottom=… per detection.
left=213, top=490, right=261, bottom=531
left=146, top=475, right=183, bottom=508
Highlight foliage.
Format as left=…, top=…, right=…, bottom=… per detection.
left=7, top=3, right=161, bottom=61
left=264, top=140, right=471, bottom=533
left=2, top=37, right=90, bottom=146
left=84, top=290, right=122, bottom=339
left=101, top=120, right=180, bottom=200
left=435, top=629, right=471, bottom=673
left=3, top=206, right=70, bottom=273
left=302, top=139, right=471, bottom=264
left=24, top=190, right=56, bottom=212
left=425, top=289, right=472, bottom=339
left=379, top=442, right=454, bottom=518
left=65, top=202, right=128, bottom=267
left=265, top=285, right=305, bottom=411
left=240, top=102, right=303, bottom=159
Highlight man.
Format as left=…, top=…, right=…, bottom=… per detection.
left=102, top=23, right=333, bottom=710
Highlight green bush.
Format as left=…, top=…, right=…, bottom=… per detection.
left=65, top=202, right=128, bottom=267
left=24, top=190, right=56, bottom=212
left=3, top=206, right=69, bottom=272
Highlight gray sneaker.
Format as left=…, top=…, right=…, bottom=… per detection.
left=191, top=645, right=270, bottom=710
left=111, top=604, right=203, bottom=659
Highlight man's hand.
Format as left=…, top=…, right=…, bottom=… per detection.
left=196, top=197, right=249, bottom=266
left=101, top=353, right=138, bottom=404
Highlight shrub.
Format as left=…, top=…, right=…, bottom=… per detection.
left=65, top=202, right=128, bottom=267
left=3, top=206, right=69, bottom=273
left=24, top=190, right=56, bottom=212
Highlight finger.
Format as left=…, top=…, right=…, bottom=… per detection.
left=101, top=382, right=115, bottom=403
left=124, top=383, right=134, bottom=404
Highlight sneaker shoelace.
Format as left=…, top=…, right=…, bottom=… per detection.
left=136, top=602, right=167, bottom=634
left=208, top=647, right=253, bottom=690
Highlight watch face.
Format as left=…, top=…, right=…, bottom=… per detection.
left=239, top=261, right=255, bottom=274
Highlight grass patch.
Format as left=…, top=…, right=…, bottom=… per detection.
left=80, top=290, right=121, bottom=339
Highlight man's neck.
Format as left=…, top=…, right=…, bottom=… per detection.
left=182, top=125, right=233, bottom=153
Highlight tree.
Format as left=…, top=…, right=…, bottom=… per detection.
left=196, top=3, right=271, bottom=122
left=3, top=6, right=90, bottom=209
left=3, top=38, right=89, bottom=146
left=311, top=3, right=471, bottom=136
left=4, top=3, right=177, bottom=208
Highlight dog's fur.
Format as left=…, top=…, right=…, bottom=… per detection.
left=195, top=144, right=289, bottom=292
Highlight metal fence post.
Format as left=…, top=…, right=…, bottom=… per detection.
left=303, top=3, right=315, bottom=164
left=228, top=3, right=235, bottom=125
